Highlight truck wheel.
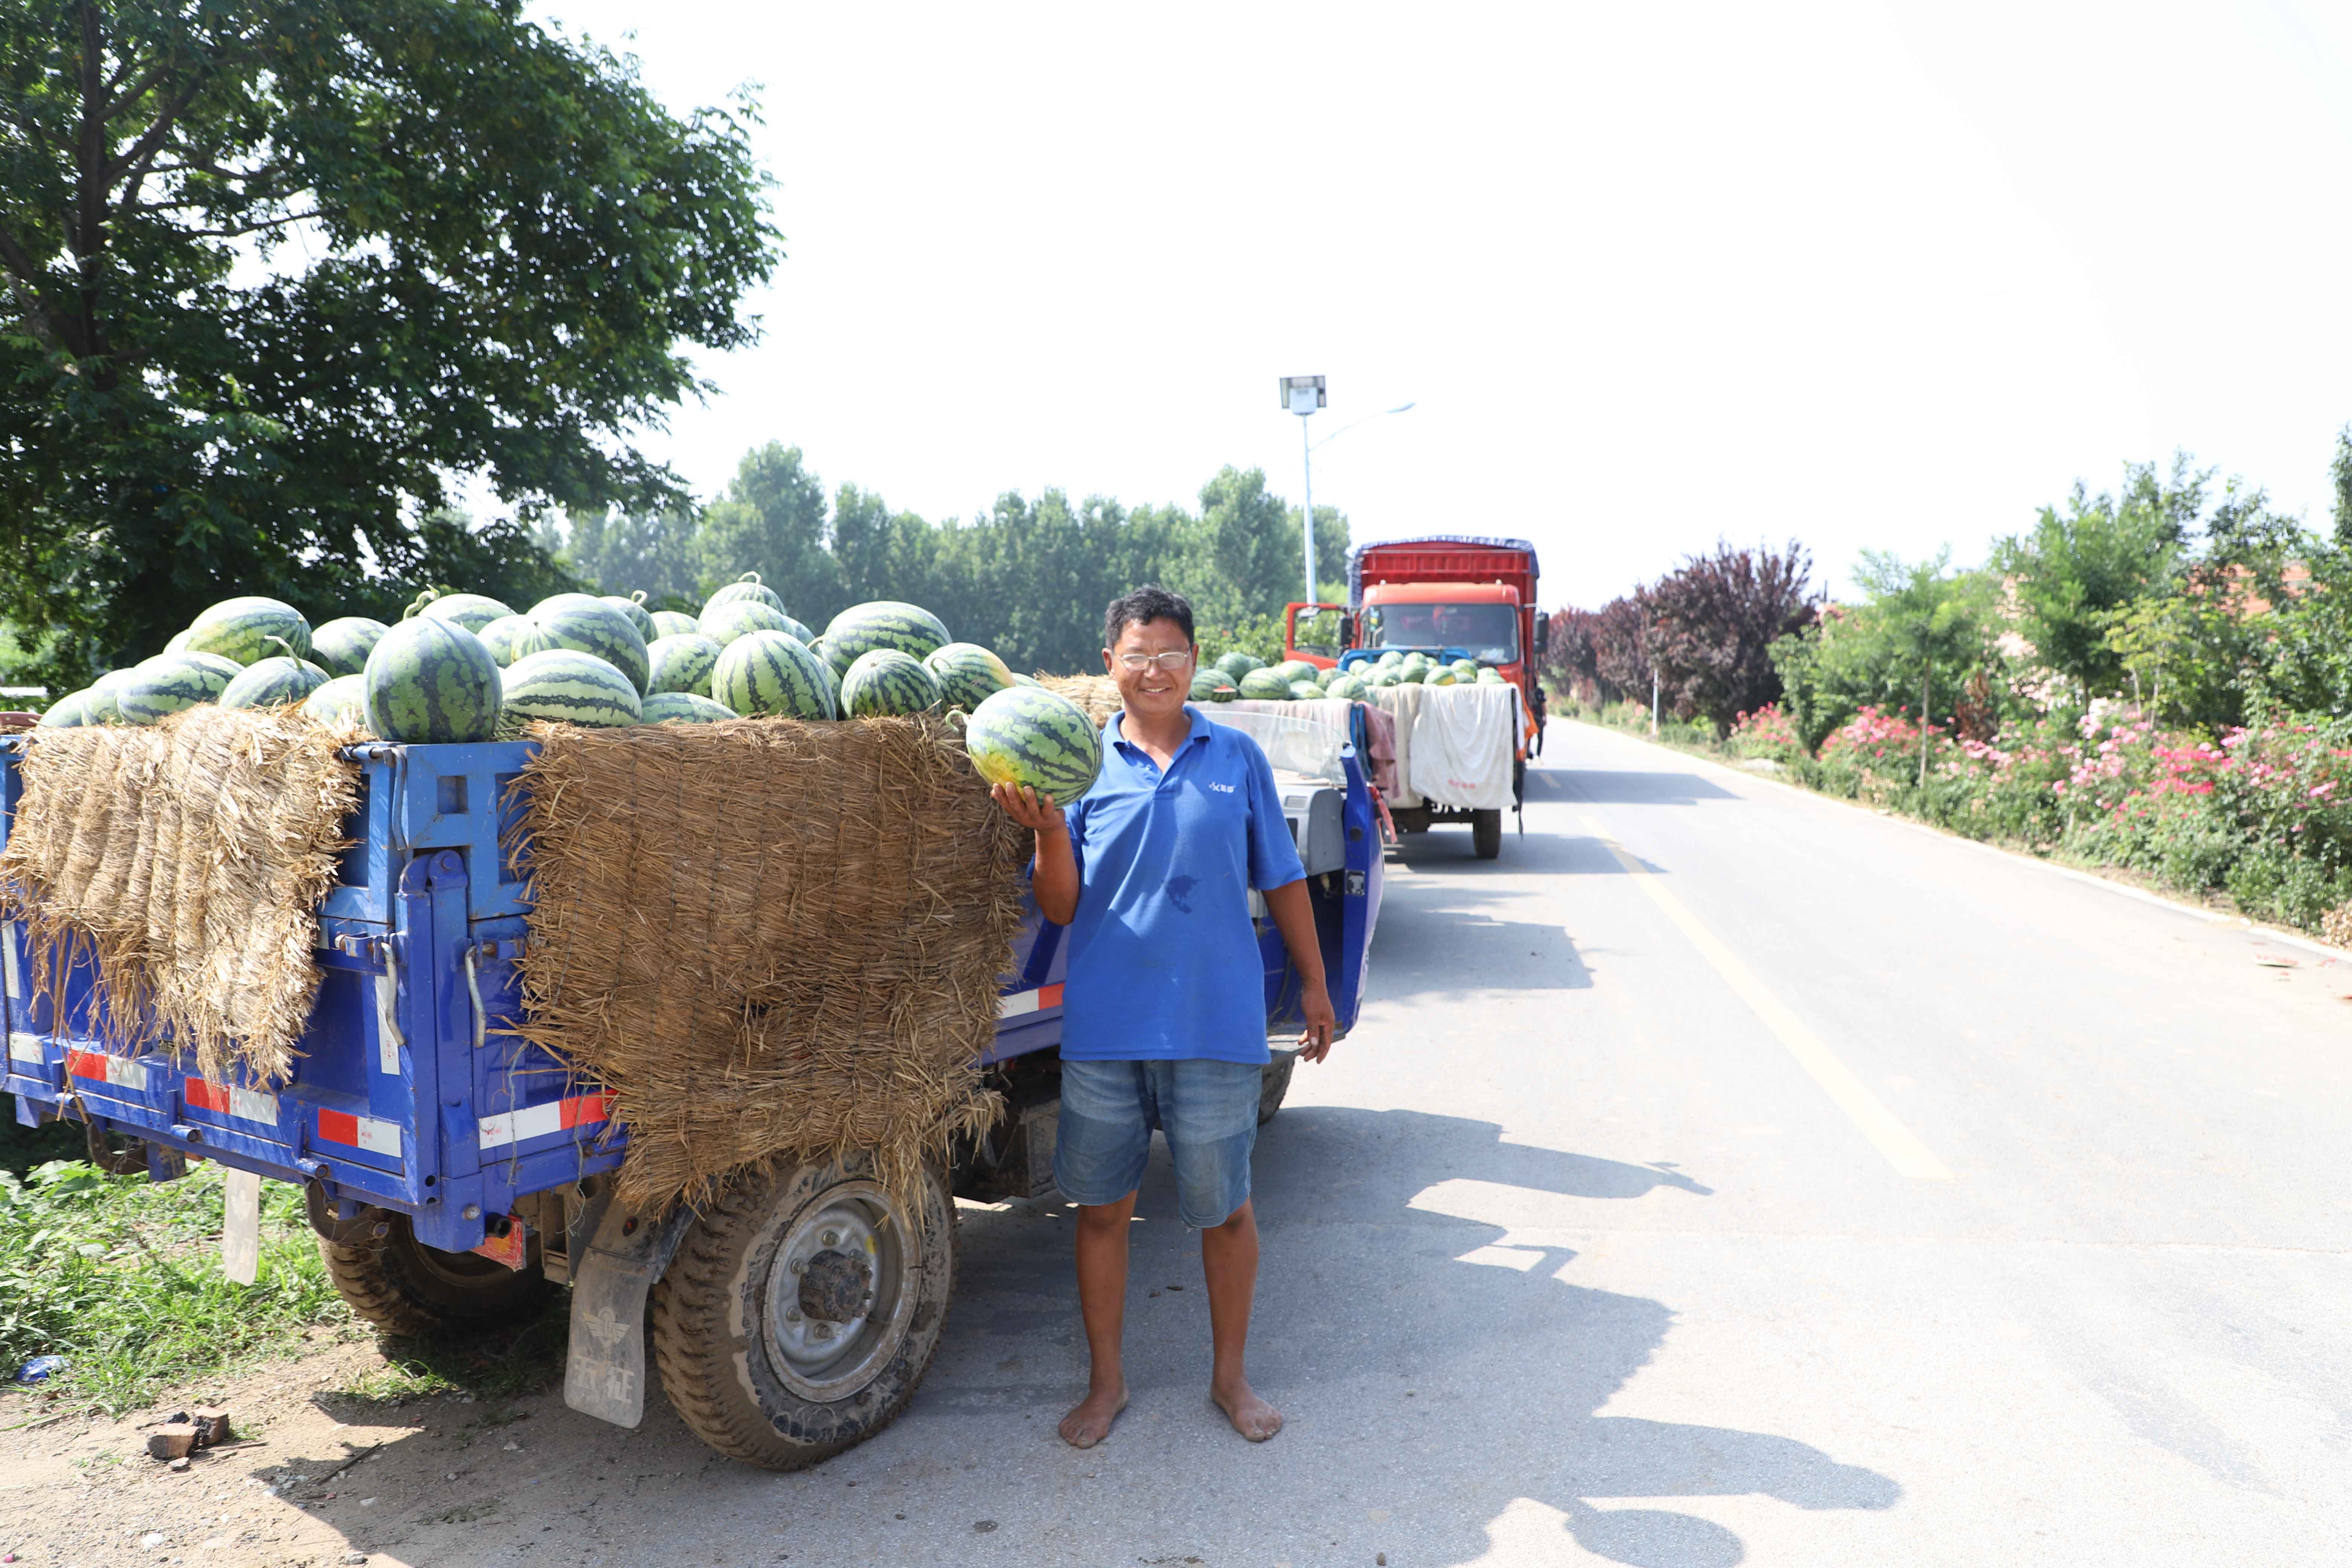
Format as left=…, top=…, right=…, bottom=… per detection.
left=1258, top=1053, right=1297, bottom=1125
left=318, top=1213, right=551, bottom=1338
left=1472, top=808, right=1503, bottom=859
left=652, top=1155, right=955, bottom=1470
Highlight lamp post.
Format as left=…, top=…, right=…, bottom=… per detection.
left=1279, top=376, right=1415, bottom=605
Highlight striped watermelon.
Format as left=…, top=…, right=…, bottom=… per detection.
left=647, top=633, right=722, bottom=697
left=413, top=591, right=514, bottom=635
left=477, top=614, right=534, bottom=666
left=220, top=643, right=331, bottom=709
left=304, top=674, right=369, bottom=729
left=820, top=602, right=950, bottom=678
left=83, top=669, right=139, bottom=725
left=924, top=642, right=1015, bottom=711
left=1238, top=668, right=1292, bottom=701
left=38, top=691, right=91, bottom=727
left=1287, top=680, right=1322, bottom=701
left=518, top=596, right=650, bottom=694
left=1009, top=672, right=1043, bottom=689
left=601, top=591, right=655, bottom=640
left=778, top=612, right=816, bottom=645
left=703, top=571, right=786, bottom=618
left=699, top=598, right=791, bottom=648
left=840, top=649, right=941, bottom=717
left=363, top=618, right=503, bottom=743
left=1275, top=660, right=1317, bottom=684
left=1214, top=651, right=1263, bottom=679
left=118, top=653, right=237, bottom=724
left=1328, top=674, right=1370, bottom=701
left=714, top=631, right=834, bottom=720
left=1188, top=671, right=1220, bottom=702
left=499, top=649, right=642, bottom=735
left=650, top=609, right=700, bottom=639
left=164, top=629, right=193, bottom=654
left=963, top=686, right=1102, bottom=805
left=640, top=691, right=738, bottom=725
left=813, top=650, right=841, bottom=713
left=309, top=617, right=388, bottom=678
left=184, top=597, right=312, bottom=666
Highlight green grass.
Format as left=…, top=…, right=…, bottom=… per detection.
left=337, top=1294, right=572, bottom=1408
left=0, top=1148, right=348, bottom=1416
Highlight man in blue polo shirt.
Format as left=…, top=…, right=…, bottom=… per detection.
left=993, top=585, right=1336, bottom=1450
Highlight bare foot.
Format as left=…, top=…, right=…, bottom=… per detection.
left=1058, top=1382, right=1129, bottom=1449
left=1211, top=1378, right=1283, bottom=1442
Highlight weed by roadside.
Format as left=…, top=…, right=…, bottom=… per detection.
left=0, top=1156, right=346, bottom=1416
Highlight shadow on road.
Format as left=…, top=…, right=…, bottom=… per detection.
left=1523, top=767, right=1740, bottom=806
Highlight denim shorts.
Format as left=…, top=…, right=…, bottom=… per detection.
left=1053, top=1057, right=1262, bottom=1228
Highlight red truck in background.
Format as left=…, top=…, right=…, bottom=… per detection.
left=1284, top=535, right=1549, bottom=745
left=1283, top=536, right=1549, bottom=858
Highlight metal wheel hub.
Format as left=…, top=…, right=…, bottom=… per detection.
left=761, top=1181, right=914, bottom=1401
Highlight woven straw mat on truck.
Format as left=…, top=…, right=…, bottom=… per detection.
left=512, top=715, right=1028, bottom=1210
left=0, top=706, right=363, bottom=1090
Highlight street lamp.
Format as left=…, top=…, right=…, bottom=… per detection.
left=1280, top=375, right=1415, bottom=605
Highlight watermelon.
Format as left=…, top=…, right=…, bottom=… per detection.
left=1275, top=660, right=1317, bottom=685
left=1208, top=681, right=1238, bottom=702
left=38, top=691, right=91, bottom=727
left=924, top=642, right=1015, bottom=711
left=1378, top=650, right=1404, bottom=668
left=1396, top=665, right=1425, bottom=684
left=777, top=612, right=816, bottom=646
left=1009, top=671, right=1043, bottom=688
left=1237, top=668, right=1292, bottom=701
left=839, top=649, right=942, bottom=717
left=640, top=691, right=738, bottom=725
left=647, top=633, right=723, bottom=698
left=1426, top=667, right=1458, bottom=686
left=714, top=631, right=834, bottom=720
left=118, top=653, right=237, bottom=724
left=813, top=651, right=841, bottom=713
left=518, top=596, right=650, bottom=694
left=498, top=649, right=642, bottom=736
left=1288, top=680, right=1322, bottom=701
left=699, top=598, right=792, bottom=648
left=362, top=618, right=503, bottom=743
left=304, top=674, right=369, bottom=729
left=477, top=614, right=534, bottom=666
left=1214, top=651, right=1263, bottom=679
left=310, top=617, right=389, bottom=678
left=416, top=592, right=514, bottom=635
left=1314, top=665, right=1339, bottom=688
left=702, top=571, right=786, bottom=619
left=1478, top=667, right=1505, bottom=684
left=164, top=629, right=193, bottom=654
left=1328, top=674, right=1370, bottom=701
left=964, top=686, right=1102, bottom=805
left=649, top=609, right=701, bottom=640
left=220, top=642, right=331, bottom=709
left=820, top=601, right=950, bottom=677
left=184, top=597, right=311, bottom=666
left=1187, top=671, right=1220, bottom=702
left=84, top=668, right=139, bottom=724
left=601, top=591, right=655, bottom=640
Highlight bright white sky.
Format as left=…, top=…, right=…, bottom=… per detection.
left=532, top=0, right=2352, bottom=608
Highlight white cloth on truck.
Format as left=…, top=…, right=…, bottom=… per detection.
left=1205, top=700, right=1351, bottom=786
left=1370, top=685, right=1425, bottom=807
left=1375, top=684, right=1519, bottom=809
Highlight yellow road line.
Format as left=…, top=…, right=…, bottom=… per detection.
left=1582, top=814, right=1954, bottom=1181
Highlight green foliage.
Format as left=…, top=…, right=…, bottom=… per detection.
left=1992, top=458, right=2200, bottom=700
left=0, top=0, right=779, bottom=686
left=0, top=1158, right=343, bottom=1414
left=553, top=449, right=1350, bottom=677
left=1197, top=612, right=1287, bottom=669
left=1634, top=541, right=1815, bottom=736
left=2332, top=425, right=2352, bottom=551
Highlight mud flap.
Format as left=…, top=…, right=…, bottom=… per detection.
left=563, top=1191, right=696, bottom=1428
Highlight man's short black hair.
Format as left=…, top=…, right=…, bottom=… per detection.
left=1103, top=585, right=1195, bottom=650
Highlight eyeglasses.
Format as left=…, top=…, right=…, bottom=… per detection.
left=1113, top=651, right=1194, bottom=672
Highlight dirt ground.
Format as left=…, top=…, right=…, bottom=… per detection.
left=0, top=1335, right=674, bottom=1568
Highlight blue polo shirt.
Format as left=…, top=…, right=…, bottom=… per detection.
left=1057, top=705, right=1308, bottom=1065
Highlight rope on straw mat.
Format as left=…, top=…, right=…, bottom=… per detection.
left=0, top=706, right=363, bottom=1090
left=511, top=715, right=1030, bottom=1213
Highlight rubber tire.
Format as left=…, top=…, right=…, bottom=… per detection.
left=318, top=1213, right=551, bottom=1338
left=1472, top=808, right=1503, bottom=859
left=1258, top=1054, right=1297, bottom=1125
left=651, top=1155, right=956, bottom=1471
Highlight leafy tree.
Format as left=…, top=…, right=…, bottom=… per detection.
left=1634, top=541, right=1816, bottom=735
left=561, top=507, right=707, bottom=612
left=1590, top=599, right=1653, bottom=707
left=1814, top=550, right=1993, bottom=778
left=2332, top=424, right=2352, bottom=551
left=0, top=0, right=778, bottom=683
left=1991, top=457, right=2202, bottom=701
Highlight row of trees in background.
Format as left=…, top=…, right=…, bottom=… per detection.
left=547, top=444, right=1346, bottom=675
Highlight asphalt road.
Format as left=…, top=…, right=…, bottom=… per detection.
left=235, top=715, right=2351, bottom=1567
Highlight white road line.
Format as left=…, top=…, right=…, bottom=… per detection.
left=1581, top=813, right=1955, bottom=1181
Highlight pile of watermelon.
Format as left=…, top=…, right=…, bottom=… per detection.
left=34, top=575, right=1110, bottom=796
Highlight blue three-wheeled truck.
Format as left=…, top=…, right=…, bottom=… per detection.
left=2, top=703, right=1380, bottom=1468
